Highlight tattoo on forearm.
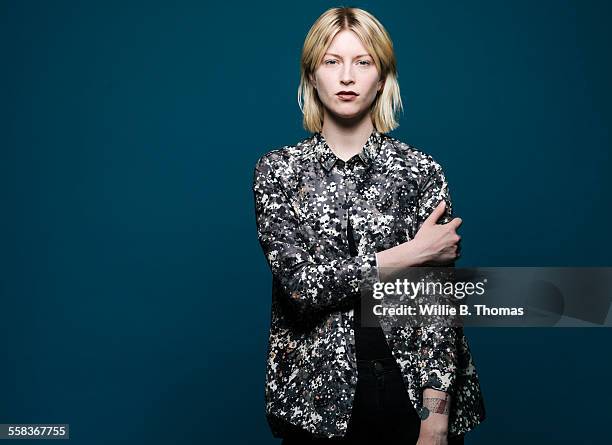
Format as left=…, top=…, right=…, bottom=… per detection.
left=423, top=396, right=450, bottom=415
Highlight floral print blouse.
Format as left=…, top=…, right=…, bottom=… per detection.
left=252, top=129, right=486, bottom=439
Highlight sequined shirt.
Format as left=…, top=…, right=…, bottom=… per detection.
left=252, top=129, right=486, bottom=439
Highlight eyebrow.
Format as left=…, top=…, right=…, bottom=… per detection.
left=324, top=52, right=372, bottom=59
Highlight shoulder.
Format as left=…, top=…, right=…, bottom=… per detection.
left=381, top=134, right=446, bottom=178
left=254, top=135, right=315, bottom=174
left=252, top=135, right=317, bottom=190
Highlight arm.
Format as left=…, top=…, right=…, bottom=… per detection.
left=415, top=162, right=460, bottom=444
left=414, top=160, right=461, bottom=435
left=253, top=154, right=379, bottom=319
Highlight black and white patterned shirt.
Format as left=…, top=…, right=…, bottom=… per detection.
left=253, top=129, right=486, bottom=439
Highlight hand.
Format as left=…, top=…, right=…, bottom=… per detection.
left=416, top=427, right=448, bottom=445
left=410, top=200, right=462, bottom=266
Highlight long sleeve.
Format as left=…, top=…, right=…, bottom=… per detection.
left=414, top=158, right=460, bottom=394
left=253, top=154, right=379, bottom=319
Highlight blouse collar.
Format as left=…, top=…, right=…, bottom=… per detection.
left=313, top=129, right=383, bottom=172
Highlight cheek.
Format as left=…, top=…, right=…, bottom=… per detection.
left=362, top=74, right=381, bottom=95
left=315, top=73, right=334, bottom=90
left=317, top=83, right=335, bottom=100
left=364, top=83, right=380, bottom=101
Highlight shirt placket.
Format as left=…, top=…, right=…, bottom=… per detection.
left=331, top=158, right=360, bottom=435
left=336, top=159, right=359, bottom=255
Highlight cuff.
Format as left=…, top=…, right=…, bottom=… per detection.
left=374, top=252, right=381, bottom=283
left=358, top=252, right=379, bottom=288
left=420, top=369, right=454, bottom=393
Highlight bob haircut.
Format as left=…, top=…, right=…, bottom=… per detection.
left=298, top=7, right=403, bottom=134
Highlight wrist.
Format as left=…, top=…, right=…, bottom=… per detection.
left=419, top=421, right=448, bottom=437
left=418, top=390, right=450, bottom=424
left=402, top=239, right=429, bottom=267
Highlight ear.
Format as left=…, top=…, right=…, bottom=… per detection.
left=309, top=73, right=317, bottom=89
left=377, top=77, right=385, bottom=92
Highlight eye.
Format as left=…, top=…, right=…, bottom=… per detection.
left=358, top=60, right=372, bottom=66
left=324, top=59, right=338, bottom=65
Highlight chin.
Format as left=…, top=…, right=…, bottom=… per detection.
left=330, top=106, right=364, bottom=119
left=331, top=113, right=360, bottom=121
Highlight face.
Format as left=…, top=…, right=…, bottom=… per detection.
left=310, top=29, right=383, bottom=121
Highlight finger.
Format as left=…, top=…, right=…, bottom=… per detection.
left=450, top=217, right=462, bottom=229
left=424, top=200, right=446, bottom=225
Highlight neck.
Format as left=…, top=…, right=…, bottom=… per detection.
left=320, top=111, right=375, bottom=162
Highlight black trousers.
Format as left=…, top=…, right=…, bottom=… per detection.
left=280, top=357, right=465, bottom=445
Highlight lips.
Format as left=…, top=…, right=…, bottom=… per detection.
left=336, top=91, right=359, bottom=101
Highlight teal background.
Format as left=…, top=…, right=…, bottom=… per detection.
left=1, top=0, right=611, bottom=444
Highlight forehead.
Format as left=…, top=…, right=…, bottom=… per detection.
left=326, top=29, right=369, bottom=55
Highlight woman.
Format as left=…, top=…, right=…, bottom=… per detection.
left=253, top=7, right=486, bottom=445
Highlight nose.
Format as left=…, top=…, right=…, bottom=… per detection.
left=340, top=64, right=355, bottom=85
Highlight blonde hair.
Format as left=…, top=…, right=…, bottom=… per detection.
left=298, top=7, right=403, bottom=133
